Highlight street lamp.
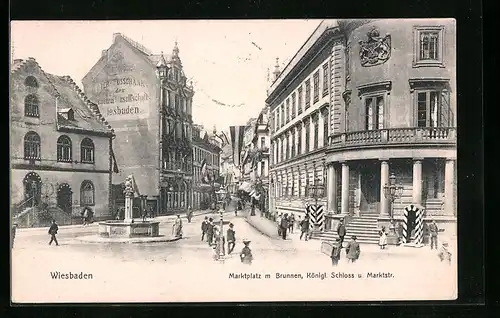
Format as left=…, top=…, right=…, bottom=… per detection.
left=383, top=173, right=404, bottom=234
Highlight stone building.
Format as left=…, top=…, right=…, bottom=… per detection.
left=268, top=19, right=457, bottom=242
left=10, top=58, right=115, bottom=225
left=192, top=125, right=221, bottom=210
left=82, top=33, right=194, bottom=215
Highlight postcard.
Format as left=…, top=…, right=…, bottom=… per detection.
left=10, top=19, right=457, bottom=303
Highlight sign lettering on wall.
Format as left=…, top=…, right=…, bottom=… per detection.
left=93, top=76, right=151, bottom=121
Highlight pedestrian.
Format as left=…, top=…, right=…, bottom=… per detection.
left=214, top=226, right=225, bottom=256
left=201, top=216, right=209, bottom=241
left=276, top=213, right=282, bottom=236
left=300, top=215, right=310, bottom=241
left=227, top=223, right=236, bottom=254
left=240, top=239, right=253, bottom=265
left=288, top=213, right=295, bottom=234
left=141, top=207, right=148, bottom=222
left=280, top=213, right=289, bottom=240
left=438, top=241, right=452, bottom=265
left=429, top=220, right=439, bottom=250
left=173, top=214, right=183, bottom=238
left=346, top=235, right=360, bottom=263
left=12, top=223, right=17, bottom=249
left=330, top=238, right=342, bottom=266
left=186, top=206, right=193, bottom=223
left=48, top=219, right=59, bottom=246
left=378, top=227, right=387, bottom=249
left=206, top=218, right=214, bottom=246
left=337, top=218, right=347, bottom=247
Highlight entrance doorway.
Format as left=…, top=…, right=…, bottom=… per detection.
left=57, top=183, right=73, bottom=214
left=359, top=161, right=380, bottom=214
left=23, top=172, right=42, bottom=206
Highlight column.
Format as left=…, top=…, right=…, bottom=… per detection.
left=444, top=159, right=455, bottom=215
left=327, top=164, right=337, bottom=213
left=340, top=162, right=349, bottom=214
left=412, top=159, right=423, bottom=205
left=379, top=160, right=389, bottom=217
left=318, top=110, right=324, bottom=147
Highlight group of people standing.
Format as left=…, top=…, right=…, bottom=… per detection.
left=275, top=212, right=314, bottom=241
left=330, top=235, right=361, bottom=266
left=200, top=215, right=253, bottom=264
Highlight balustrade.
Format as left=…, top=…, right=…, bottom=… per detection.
left=329, top=127, right=455, bottom=149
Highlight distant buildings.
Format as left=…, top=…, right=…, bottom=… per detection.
left=10, top=58, right=115, bottom=225
left=82, top=33, right=194, bottom=215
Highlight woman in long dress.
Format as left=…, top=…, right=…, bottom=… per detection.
left=379, top=227, right=387, bottom=249
left=173, top=214, right=183, bottom=238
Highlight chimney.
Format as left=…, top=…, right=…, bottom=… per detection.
left=273, top=57, right=281, bottom=81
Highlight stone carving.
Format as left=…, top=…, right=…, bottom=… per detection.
left=359, top=27, right=391, bottom=67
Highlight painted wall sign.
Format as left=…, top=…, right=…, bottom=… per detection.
left=93, top=76, right=151, bottom=121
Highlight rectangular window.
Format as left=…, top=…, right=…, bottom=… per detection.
left=323, top=110, right=329, bottom=147
left=276, top=110, right=280, bottom=130
left=322, top=63, right=329, bottom=96
left=313, top=71, right=320, bottom=103
left=298, top=87, right=303, bottom=114
left=286, top=99, right=290, bottom=123
left=413, top=26, right=445, bottom=67
left=364, top=96, right=384, bottom=130
left=416, top=90, right=449, bottom=127
left=291, top=93, right=296, bottom=119
left=260, top=161, right=265, bottom=177
left=297, top=127, right=302, bottom=154
left=286, top=135, right=290, bottom=160
left=305, top=79, right=311, bottom=109
left=281, top=139, right=284, bottom=162
left=305, top=123, right=310, bottom=152
left=260, top=137, right=265, bottom=149
left=291, top=132, right=295, bottom=157
left=314, top=118, right=319, bottom=149
left=280, top=105, right=285, bottom=127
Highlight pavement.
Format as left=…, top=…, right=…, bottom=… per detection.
left=11, top=203, right=457, bottom=303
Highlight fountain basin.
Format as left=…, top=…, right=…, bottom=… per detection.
left=99, top=220, right=160, bottom=238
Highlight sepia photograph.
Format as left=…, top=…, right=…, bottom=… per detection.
left=10, top=19, right=457, bottom=303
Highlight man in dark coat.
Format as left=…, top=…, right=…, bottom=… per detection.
left=48, top=219, right=59, bottom=246
left=280, top=213, right=289, bottom=240
left=227, top=223, right=236, bottom=254
left=337, top=218, right=347, bottom=247
left=300, top=215, right=310, bottom=241
left=330, top=238, right=342, bottom=266
left=206, top=218, right=214, bottom=246
left=201, top=216, right=209, bottom=241
left=428, top=220, right=439, bottom=250
left=240, top=239, right=253, bottom=264
left=346, top=235, right=360, bottom=263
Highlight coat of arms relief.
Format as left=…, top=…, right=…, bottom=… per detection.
left=358, top=27, right=391, bottom=67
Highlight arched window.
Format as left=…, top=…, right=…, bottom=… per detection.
left=24, top=131, right=41, bottom=160
left=57, top=135, right=72, bottom=162
left=80, top=138, right=95, bottom=163
left=24, top=76, right=39, bottom=88
left=80, top=180, right=95, bottom=206
left=24, top=94, right=39, bottom=117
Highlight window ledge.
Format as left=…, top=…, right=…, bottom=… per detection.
left=412, top=60, right=445, bottom=68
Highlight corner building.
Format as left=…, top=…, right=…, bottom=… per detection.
left=82, top=33, right=194, bottom=215
left=10, top=58, right=115, bottom=224
left=269, top=19, right=457, bottom=242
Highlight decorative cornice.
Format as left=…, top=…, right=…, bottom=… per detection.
left=357, top=80, right=392, bottom=97
left=409, top=78, right=450, bottom=92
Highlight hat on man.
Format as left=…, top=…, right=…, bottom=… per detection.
left=351, top=235, right=357, bottom=240
left=243, top=239, right=251, bottom=244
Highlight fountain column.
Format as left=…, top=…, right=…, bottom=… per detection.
left=124, top=177, right=134, bottom=223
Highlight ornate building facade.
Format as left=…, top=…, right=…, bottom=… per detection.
left=11, top=58, right=115, bottom=225
left=82, top=33, right=194, bottom=215
left=269, top=19, right=457, bottom=241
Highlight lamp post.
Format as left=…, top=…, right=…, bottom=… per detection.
left=383, top=173, right=404, bottom=236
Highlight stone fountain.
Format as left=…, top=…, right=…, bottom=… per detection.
left=98, top=175, right=160, bottom=238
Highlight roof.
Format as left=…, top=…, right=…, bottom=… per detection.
left=11, top=58, right=114, bottom=136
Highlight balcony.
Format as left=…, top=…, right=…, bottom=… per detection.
left=329, top=127, right=456, bottom=149
left=162, top=161, right=192, bottom=173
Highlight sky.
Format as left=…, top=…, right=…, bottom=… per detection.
left=11, top=20, right=320, bottom=131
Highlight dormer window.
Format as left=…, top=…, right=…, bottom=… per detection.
left=58, top=108, right=75, bottom=121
